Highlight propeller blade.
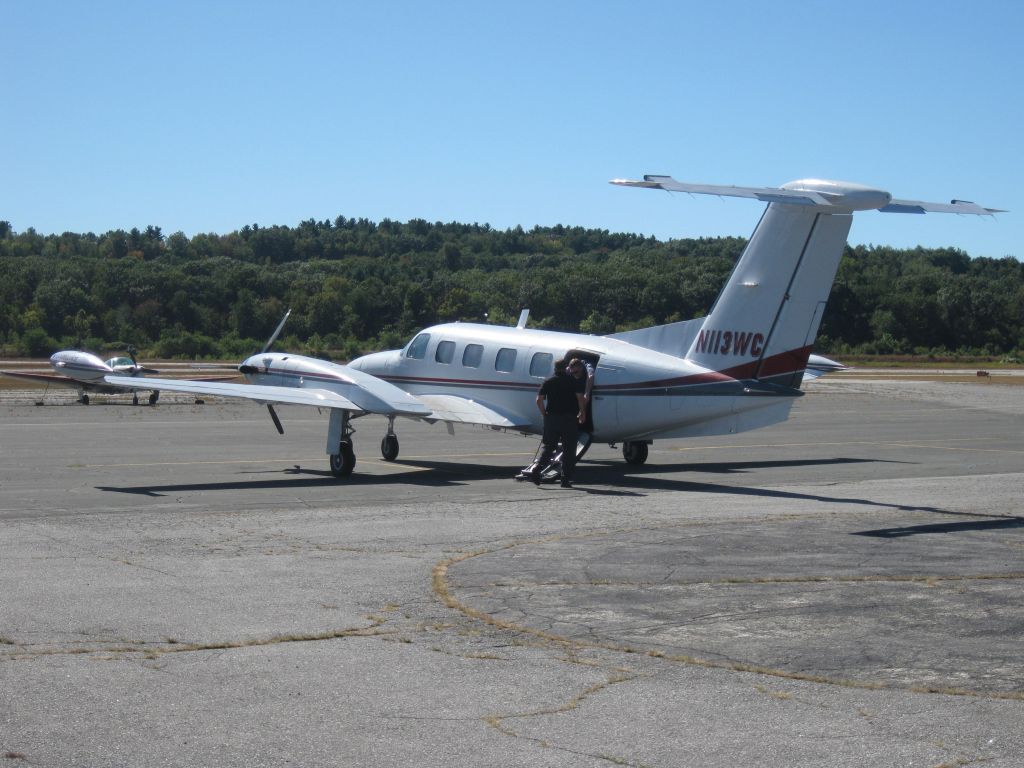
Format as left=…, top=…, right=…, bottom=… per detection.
left=267, top=404, right=284, bottom=435
left=261, top=309, right=292, bottom=354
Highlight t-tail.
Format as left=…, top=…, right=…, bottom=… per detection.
left=611, top=175, right=1003, bottom=388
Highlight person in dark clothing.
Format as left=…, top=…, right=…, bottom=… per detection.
left=568, top=357, right=595, bottom=433
left=532, top=360, right=586, bottom=488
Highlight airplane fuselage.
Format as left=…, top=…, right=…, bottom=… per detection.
left=348, top=322, right=800, bottom=442
left=49, top=351, right=115, bottom=383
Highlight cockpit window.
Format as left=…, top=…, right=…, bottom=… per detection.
left=462, top=344, right=483, bottom=368
left=435, top=340, right=455, bottom=364
left=495, top=347, right=517, bottom=373
left=405, top=333, right=430, bottom=360
left=529, top=352, right=553, bottom=377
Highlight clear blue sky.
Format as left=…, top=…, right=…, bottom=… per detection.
left=3, top=0, right=1021, bottom=258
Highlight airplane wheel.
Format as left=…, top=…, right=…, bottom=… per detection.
left=132, top=393, right=139, bottom=406
left=623, top=441, right=649, bottom=465
left=330, top=440, right=356, bottom=477
left=149, top=391, right=159, bottom=405
left=81, top=394, right=89, bottom=405
left=381, top=434, right=399, bottom=461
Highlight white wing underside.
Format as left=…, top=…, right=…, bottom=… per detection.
left=105, top=375, right=366, bottom=410
left=105, top=375, right=526, bottom=428
left=413, top=394, right=530, bottom=429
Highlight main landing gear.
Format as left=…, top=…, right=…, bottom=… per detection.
left=622, top=440, right=650, bottom=465
left=380, top=416, right=399, bottom=461
left=132, top=391, right=159, bottom=406
left=328, top=409, right=357, bottom=478
left=329, top=439, right=356, bottom=477
left=327, top=413, right=403, bottom=478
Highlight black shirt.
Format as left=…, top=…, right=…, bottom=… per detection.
left=539, top=371, right=581, bottom=415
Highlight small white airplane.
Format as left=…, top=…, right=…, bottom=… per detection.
left=3, top=348, right=162, bottom=405
left=106, top=175, right=1001, bottom=478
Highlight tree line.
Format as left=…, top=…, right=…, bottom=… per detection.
left=0, top=217, right=1020, bottom=361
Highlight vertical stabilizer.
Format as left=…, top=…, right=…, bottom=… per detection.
left=686, top=204, right=851, bottom=386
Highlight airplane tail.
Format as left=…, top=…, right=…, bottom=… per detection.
left=686, top=202, right=852, bottom=387
left=610, top=175, right=1002, bottom=387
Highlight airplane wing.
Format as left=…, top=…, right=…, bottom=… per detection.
left=0, top=370, right=142, bottom=392
left=414, top=394, right=531, bottom=429
left=103, top=375, right=431, bottom=416
left=1, top=370, right=91, bottom=388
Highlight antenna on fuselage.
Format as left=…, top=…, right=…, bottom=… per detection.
left=517, top=309, right=530, bottom=329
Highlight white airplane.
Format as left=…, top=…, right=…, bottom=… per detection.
left=3, top=348, right=162, bottom=405
left=106, top=175, right=1000, bottom=478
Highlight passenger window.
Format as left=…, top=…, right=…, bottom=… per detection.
left=435, top=340, right=455, bottom=364
left=529, top=352, right=553, bottom=378
left=462, top=343, right=483, bottom=368
left=495, top=347, right=517, bottom=373
left=405, top=333, right=430, bottom=360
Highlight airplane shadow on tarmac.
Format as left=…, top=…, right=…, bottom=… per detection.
left=853, top=516, right=1024, bottom=538
left=94, top=455, right=959, bottom=518
left=95, top=455, right=869, bottom=497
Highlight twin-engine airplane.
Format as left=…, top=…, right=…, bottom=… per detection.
left=107, top=175, right=1001, bottom=478
left=3, top=348, right=162, bottom=405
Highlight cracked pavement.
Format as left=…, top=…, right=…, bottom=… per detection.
left=2, top=376, right=1023, bottom=766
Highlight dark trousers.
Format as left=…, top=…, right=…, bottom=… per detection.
left=538, top=412, right=580, bottom=480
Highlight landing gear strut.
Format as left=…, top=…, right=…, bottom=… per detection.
left=328, top=409, right=357, bottom=478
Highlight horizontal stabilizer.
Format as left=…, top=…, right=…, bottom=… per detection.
left=611, top=175, right=1003, bottom=216
left=610, top=176, right=830, bottom=206
left=880, top=198, right=1005, bottom=216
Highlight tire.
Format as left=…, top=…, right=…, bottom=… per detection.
left=622, top=441, right=649, bottom=465
left=381, top=434, right=399, bottom=462
left=330, top=440, right=356, bottom=477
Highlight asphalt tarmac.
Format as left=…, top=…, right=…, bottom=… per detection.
left=1, top=376, right=1023, bottom=767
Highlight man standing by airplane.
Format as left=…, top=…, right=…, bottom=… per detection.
left=568, top=356, right=595, bottom=433
left=531, top=359, right=587, bottom=488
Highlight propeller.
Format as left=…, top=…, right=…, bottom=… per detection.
left=238, top=308, right=292, bottom=435
left=239, top=308, right=291, bottom=375
left=262, top=309, right=291, bottom=354
left=267, top=404, right=284, bottom=435
left=126, top=345, right=159, bottom=375
left=107, top=343, right=159, bottom=375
